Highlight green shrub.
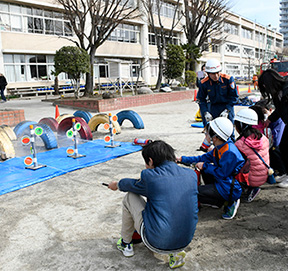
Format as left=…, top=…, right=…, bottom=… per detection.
left=185, top=70, right=197, bottom=87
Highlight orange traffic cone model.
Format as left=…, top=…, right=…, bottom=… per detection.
left=248, top=84, right=251, bottom=93
left=55, top=105, right=60, bottom=119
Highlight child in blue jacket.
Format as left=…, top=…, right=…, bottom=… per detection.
left=108, top=140, right=198, bottom=269
left=178, top=117, right=245, bottom=220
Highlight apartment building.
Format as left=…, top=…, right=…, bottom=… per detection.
left=280, top=0, right=288, bottom=47
left=0, top=0, right=283, bottom=92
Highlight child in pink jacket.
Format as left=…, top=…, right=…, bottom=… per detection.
left=234, top=108, right=270, bottom=202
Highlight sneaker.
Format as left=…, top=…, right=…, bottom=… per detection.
left=246, top=187, right=261, bottom=203
left=222, top=199, right=240, bottom=220
left=169, top=251, right=186, bottom=269
left=278, top=177, right=288, bottom=188
left=117, top=238, right=134, bottom=257
left=276, top=174, right=287, bottom=183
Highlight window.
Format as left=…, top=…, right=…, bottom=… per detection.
left=3, top=53, right=55, bottom=82
left=152, top=0, right=179, bottom=19
left=242, top=47, right=254, bottom=58
left=148, top=29, right=179, bottom=45
left=0, top=2, right=73, bottom=36
left=276, top=39, right=282, bottom=47
left=242, top=27, right=253, bottom=39
left=150, top=60, right=159, bottom=77
left=224, top=22, right=238, bottom=35
left=225, top=64, right=241, bottom=77
left=107, top=24, right=140, bottom=43
left=225, top=43, right=240, bottom=56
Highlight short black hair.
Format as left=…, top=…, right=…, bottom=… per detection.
left=142, top=140, right=176, bottom=167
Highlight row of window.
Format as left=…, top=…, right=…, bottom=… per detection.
left=224, top=22, right=281, bottom=47
left=225, top=64, right=255, bottom=78
left=148, top=31, right=180, bottom=46
left=0, top=2, right=72, bottom=36
left=152, top=0, right=179, bottom=19
left=3, top=54, right=144, bottom=83
left=107, top=24, right=140, bottom=43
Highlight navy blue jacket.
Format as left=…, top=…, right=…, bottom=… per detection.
left=197, top=73, right=238, bottom=126
left=181, top=139, right=244, bottom=202
left=118, top=161, right=198, bottom=251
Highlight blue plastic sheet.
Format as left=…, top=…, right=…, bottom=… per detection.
left=0, top=140, right=142, bottom=196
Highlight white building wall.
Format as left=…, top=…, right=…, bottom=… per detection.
left=0, top=0, right=284, bottom=89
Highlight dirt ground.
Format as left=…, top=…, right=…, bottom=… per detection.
left=0, top=98, right=287, bottom=271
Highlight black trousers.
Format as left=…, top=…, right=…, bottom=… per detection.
left=279, top=124, right=288, bottom=173
left=198, top=171, right=225, bottom=208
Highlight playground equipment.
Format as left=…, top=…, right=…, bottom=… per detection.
left=103, top=113, right=120, bottom=148
left=39, top=117, right=59, bottom=132
left=0, top=128, right=15, bottom=160
left=56, top=114, right=74, bottom=123
left=116, top=110, right=144, bottom=129
left=88, top=113, right=121, bottom=133
left=73, top=110, right=93, bottom=123
left=22, top=125, right=46, bottom=170
left=66, top=118, right=86, bottom=159
left=14, top=120, right=58, bottom=150
left=58, top=116, right=93, bottom=140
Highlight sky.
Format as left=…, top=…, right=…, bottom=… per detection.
left=230, top=0, right=280, bottom=31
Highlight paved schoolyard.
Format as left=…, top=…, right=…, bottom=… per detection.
left=0, top=96, right=287, bottom=271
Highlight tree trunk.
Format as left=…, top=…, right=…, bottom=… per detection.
left=54, top=76, right=59, bottom=95
left=84, top=48, right=96, bottom=97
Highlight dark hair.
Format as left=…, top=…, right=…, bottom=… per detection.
left=255, top=99, right=274, bottom=111
left=201, top=64, right=206, bottom=70
left=234, top=120, right=262, bottom=140
left=142, top=140, right=176, bottom=167
left=249, top=105, right=265, bottom=122
left=258, top=69, right=286, bottom=102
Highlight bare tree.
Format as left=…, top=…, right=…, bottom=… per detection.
left=183, top=0, right=231, bottom=70
left=141, top=0, right=182, bottom=89
left=57, top=0, right=139, bottom=96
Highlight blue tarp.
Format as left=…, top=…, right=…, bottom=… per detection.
left=0, top=140, right=142, bottom=196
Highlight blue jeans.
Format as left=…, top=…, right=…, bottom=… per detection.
left=1, top=87, right=6, bottom=101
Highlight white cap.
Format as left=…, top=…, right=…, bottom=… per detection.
left=206, top=59, right=222, bottom=73
left=210, top=117, right=233, bottom=141
left=234, top=108, right=258, bottom=125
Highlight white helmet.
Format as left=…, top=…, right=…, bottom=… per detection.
left=209, top=117, right=233, bottom=141
left=234, top=108, right=258, bottom=125
left=205, top=59, right=222, bottom=73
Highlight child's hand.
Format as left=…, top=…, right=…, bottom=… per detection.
left=108, top=181, right=118, bottom=191
left=196, top=162, right=204, bottom=170
left=176, top=157, right=182, bottom=163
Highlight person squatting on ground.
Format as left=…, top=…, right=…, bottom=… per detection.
left=108, top=140, right=199, bottom=269
left=258, top=69, right=288, bottom=188
left=197, top=59, right=239, bottom=151
left=178, top=117, right=245, bottom=220
left=0, top=73, right=8, bottom=103
left=254, top=100, right=286, bottom=179
left=234, top=108, right=270, bottom=202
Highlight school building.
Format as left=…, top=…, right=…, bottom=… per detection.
left=0, top=0, right=283, bottom=94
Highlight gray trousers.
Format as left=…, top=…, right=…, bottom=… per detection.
left=121, top=192, right=146, bottom=243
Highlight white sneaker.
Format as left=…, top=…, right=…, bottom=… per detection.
left=275, top=174, right=287, bottom=183
left=117, top=238, right=134, bottom=257
left=278, top=177, right=288, bottom=188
